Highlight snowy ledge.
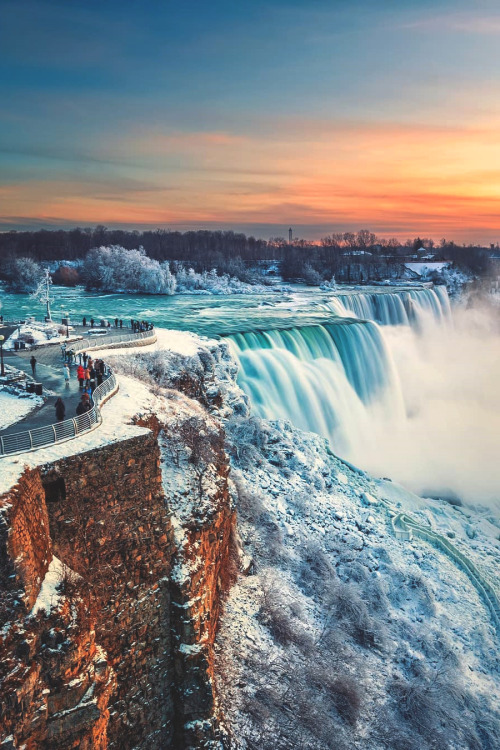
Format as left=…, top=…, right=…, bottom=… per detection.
left=0, top=372, right=154, bottom=496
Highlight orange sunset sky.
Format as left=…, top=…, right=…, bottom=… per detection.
left=2, top=0, right=500, bottom=242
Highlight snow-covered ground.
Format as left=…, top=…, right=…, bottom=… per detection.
left=216, top=415, right=500, bottom=749
left=0, top=379, right=43, bottom=430
left=4, top=321, right=82, bottom=350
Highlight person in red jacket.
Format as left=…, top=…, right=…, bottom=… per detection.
left=77, top=364, right=85, bottom=389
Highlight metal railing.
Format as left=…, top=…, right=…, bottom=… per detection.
left=0, top=326, right=156, bottom=457
left=70, top=327, right=156, bottom=354
left=0, top=371, right=118, bottom=457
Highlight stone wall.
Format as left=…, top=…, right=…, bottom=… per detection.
left=1, top=415, right=235, bottom=749
left=0, top=469, right=51, bottom=610
left=0, top=471, right=115, bottom=749
left=42, top=433, right=176, bottom=750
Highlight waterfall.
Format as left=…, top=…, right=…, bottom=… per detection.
left=324, top=285, right=451, bottom=327
left=228, top=320, right=405, bottom=459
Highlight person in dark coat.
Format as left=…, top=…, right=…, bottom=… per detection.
left=83, top=316, right=87, bottom=327
left=30, top=355, right=37, bottom=375
left=76, top=396, right=92, bottom=415
left=55, top=397, right=65, bottom=421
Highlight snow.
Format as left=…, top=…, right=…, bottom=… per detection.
left=215, top=412, right=500, bottom=747
left=30, top=556, right=67, bottom=616
left=4, top=321, right=82, bottom=350
left=0, top=388, right=43, bottom=429
left=405, top=262, right=450, bottom=276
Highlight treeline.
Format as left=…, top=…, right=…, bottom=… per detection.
left=0, top=227, right=271, bottom=264
left=0, top=227, right=494, bottom=283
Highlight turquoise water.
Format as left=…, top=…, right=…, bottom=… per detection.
left=0, top=283, right=448, bottom=337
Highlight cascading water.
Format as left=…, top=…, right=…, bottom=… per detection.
left=324, top=285, right=451, bottom=328
left=228, top=319, right=405, bottom=459
left=228, top=286, right=451, bottom=467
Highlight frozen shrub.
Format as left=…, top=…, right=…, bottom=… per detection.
left=305, top=661, right=362, bottom=726
left=258, top=578, right=314, bottom=652
left=233, top=478, right=266, bottom=523
left=296, top=541, right=336, bottom=599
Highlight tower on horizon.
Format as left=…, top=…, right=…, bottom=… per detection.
left=289, top=227, right=293, bottom=243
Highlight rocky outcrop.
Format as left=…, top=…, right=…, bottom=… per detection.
left=0, top=392, right=235, bottom=749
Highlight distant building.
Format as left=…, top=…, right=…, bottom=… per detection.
left=289, top=227, right=293, bottom=243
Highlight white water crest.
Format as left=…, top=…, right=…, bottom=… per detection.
left=325, top=285, right=451, bottom=328
left=230, top=286, right=500, bottom=507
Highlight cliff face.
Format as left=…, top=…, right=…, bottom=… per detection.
left=0, top=390, right=235, bottom=749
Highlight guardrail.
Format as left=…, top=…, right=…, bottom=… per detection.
left=0, top=371, right=118, bottom=457
left=391, top=511, right=500, bottom=633
left=71, top=327, right=155, bottom=354
left=0, top=327, right=156, bottom=458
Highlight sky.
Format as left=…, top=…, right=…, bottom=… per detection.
left=2, top=0, right=500, bottom=242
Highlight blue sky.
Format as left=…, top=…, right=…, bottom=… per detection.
left=2, top=0, right=500, bottom=240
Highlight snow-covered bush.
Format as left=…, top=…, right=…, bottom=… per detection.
left=302, top=262, right=324, bottom=286
left=4, top=257, right=42, bottom=292
left=81, top=246, right=177, bottom=294
left=79, top=245, right=269, bottom=295
left=175, top=265, right=268, bottom=295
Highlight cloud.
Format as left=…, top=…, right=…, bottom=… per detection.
left=399, top=12, right=500, bottom=34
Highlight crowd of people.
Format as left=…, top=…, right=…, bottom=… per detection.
left=80, top=316, right=153, bottom=332
left=27, top=316, right=153, bottom=426
left=52, top=349, right=109, bottom=422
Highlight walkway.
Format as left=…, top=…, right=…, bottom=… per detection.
left=0, top=326, right=156, bottom=456
left=1, top=351, right=82, bottom=435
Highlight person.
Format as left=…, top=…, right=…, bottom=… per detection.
left=76, top=395, right=92, bottom=416
left=30, top=355, right=36, bottom=376
left=119, top=319, right=123, bottom=328
left=84, top=367, right=91, bottom=389
left=83, top=316, right=87, bottom=327
left=61, top=342, right=67, bottom=360
left=77, top=364, right=85, bottom=389
left=89, top=366, right=96, bottom=393
left=115, top=317, right=118, bottom=327
left=63, top=364, right=70, bottom=386
left=90, top=318, right=94, bottom=327
left=82, top=352, right=88, bottom=367
left=55, top=397, right=65, bottom=421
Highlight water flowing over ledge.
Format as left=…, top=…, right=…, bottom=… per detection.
left=226, top=285, right=450, bottom=461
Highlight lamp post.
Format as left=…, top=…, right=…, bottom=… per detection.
left=0, top=335, right=4, bottom=377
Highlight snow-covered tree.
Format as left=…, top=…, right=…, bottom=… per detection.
left=4, top=257, right=43, bottom=292
left=81, top=246, right=177, bottom=294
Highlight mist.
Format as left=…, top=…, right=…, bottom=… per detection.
left=356, top=300, right=500, bottom=510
